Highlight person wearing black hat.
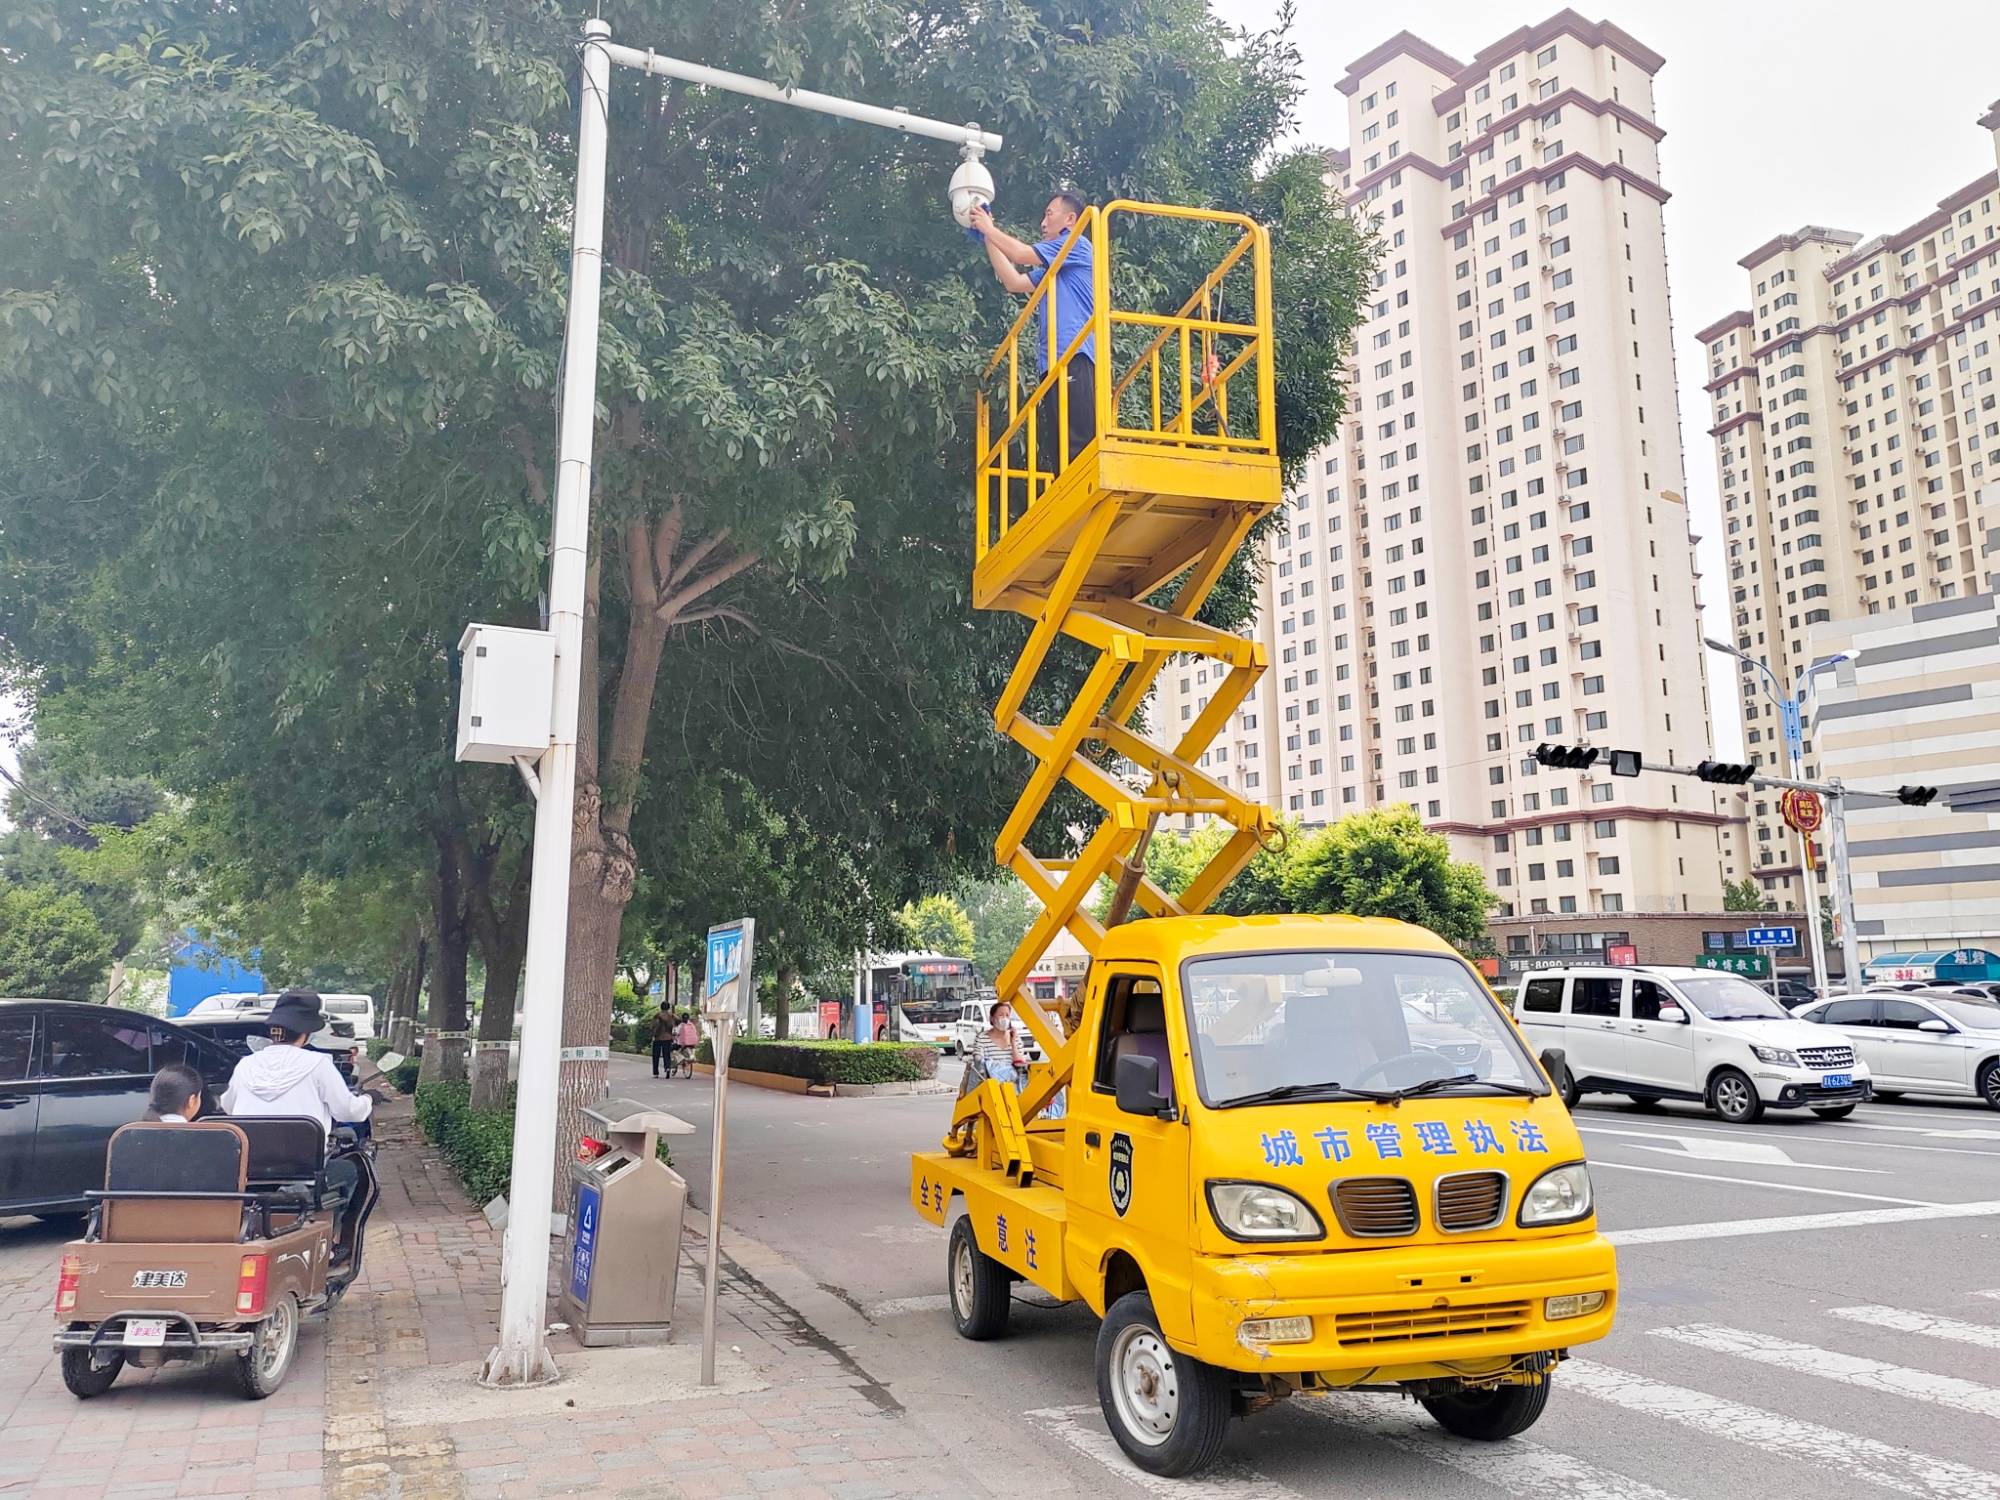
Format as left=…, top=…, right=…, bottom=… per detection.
left=220, top=989, right=376, bottom=1136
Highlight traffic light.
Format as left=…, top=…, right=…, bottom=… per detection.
left=1695, top=759, right=1757, bottom=785
left=1897, top=785, right=1939, bottom=807
left=1534, top=743, right=1600, bottom=770
left=1607, top=749, right=1643, bottom=778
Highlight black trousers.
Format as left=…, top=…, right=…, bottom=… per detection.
left=1032, top=352, right=1097, bottom=478
left=652, top=1039, right=672, bottom=1074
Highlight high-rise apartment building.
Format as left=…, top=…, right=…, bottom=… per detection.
left=1154, top=12, right=1735, bottom=924
left=1699, top=107, right=2000, bottom=904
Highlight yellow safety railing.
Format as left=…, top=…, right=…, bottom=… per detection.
left=974, top=200, right=1277, bottom=562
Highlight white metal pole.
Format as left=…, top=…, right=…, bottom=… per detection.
left=1828, top=780, right=1864, bottom=994
left=481, top=17, right=613, bottom=1390
left=701, top=1017, right=731, bottom=1386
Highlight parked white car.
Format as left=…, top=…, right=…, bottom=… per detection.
left=1796, top=991, right=2000, bottom=1110
left=1513, top=965, right=1872, bottom=1122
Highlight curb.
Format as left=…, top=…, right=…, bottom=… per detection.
left=693, top=1063, right=952, bottom=1097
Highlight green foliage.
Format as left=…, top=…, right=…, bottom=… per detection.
left=414, top=1080, right=514, bottom=1206
left=1723, top=878, right=1770, bottom=913
left=388, top=1056, right=423, bottom=1095
left=1283, top=808, right=1497, bottom=953
left=963, top=877, right=1038, bottom=986
left=0, top=883, right=117, bottom=999
left=896, top=894, right=975, bottom=958
left=696, top=1038, right=937, bottom=1086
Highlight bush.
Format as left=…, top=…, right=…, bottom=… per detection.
left=414, top=1081, right=514, bottom=1205
left=694, top=1037, right=938, bottom=1086
left=388, top=1056, right=422, bottom=1094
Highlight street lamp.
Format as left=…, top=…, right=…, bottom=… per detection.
left=1703, top=637, right=1865, bottom=996
left=465, top=19, right=1002, bottom=1389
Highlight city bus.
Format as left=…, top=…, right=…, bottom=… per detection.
left=869, top=952, right=976, bottom=1045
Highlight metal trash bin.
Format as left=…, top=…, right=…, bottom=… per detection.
left=560, top=1098, right=695, bottom=1346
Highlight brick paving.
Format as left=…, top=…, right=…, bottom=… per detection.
left=2, top=1095, right=994, bottom=1500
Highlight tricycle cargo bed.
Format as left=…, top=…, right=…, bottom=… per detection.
left=913, top=1152, right=1075, bottom=1302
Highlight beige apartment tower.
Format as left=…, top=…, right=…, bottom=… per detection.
left=1154, top=12, right=1735, bottom=931
left=1700, top=105, right=2000, bottom=905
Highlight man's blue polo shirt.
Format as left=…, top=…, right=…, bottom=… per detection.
left=1027, top=232, right=1096, bottom=374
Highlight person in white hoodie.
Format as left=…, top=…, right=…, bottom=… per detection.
left=221, top=990, right=376, bottom=1136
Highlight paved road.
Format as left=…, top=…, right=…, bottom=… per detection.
left=613, top=1051, right=2000, bottom=1499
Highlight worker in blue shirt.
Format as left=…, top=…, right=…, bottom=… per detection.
left=970, top=190, right=1097, bottom=475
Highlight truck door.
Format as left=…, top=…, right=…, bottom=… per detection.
left=1065, top=964, right=1194, bottom=1338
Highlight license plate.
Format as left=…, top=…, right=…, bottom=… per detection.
left=1822, top=1073, right=1851, bottom=1089
left=123, top=1319, right=168, bottom=1347
left=131, top=1269, right=187, bottom=1290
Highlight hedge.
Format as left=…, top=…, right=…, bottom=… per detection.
left=414, top=1081, right=514, bottom=1206
left=694, top=1037, right=938, bottom=1085
left=364, top=1036, right=421, bottom=1093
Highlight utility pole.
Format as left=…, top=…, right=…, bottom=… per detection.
left=457, top=19, right=1001, bottom=1387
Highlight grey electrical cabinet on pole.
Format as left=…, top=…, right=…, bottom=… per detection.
left=560, top=1099, right=695, bottom=1346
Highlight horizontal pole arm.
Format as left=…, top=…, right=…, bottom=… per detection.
left=601, top=44, right=1003, bottom=153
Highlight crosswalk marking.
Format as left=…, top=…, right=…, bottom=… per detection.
left=1024, top=1406, right=1312, bottom=1500
left=1300, top=1390, right=1686, bottom=1500
left=1833, top=1305, right=2000, bottom=1350
left=1654, top=1322, right=2000, bottom=1419
left=1563, top=1358, right=2000, bottom=1499
left=1589, top=1157, right=1938, bottom=1205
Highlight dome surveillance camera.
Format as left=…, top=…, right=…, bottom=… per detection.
left=949, top=154, right=994, bottom=229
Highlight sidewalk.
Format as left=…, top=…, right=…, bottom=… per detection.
left=1, top=1096, right=998, bottom=1500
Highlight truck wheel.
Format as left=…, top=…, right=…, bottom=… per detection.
left=947, top=1217, right=1010, bottom=1341
left=60, top=1346, right=124, bottom=1398
left=235, top=1293, right=300, bottom=1399
left=1096, top=1291, right=1230, bottom=1478
left=1420, top=1378, right=1550, bottom=1440
left=1706, top=1067, right=1764, bottom=1123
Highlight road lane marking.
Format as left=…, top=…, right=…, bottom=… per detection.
left=1978, top=1290, right=2000, bottom=1302
left=1604, top=1199, right=2000, bottom=1246
left=1654, top=1322, right=2000, bottom=1419
left=1299, top=1390, right=1687, bottom=1499
left=1619, top=1136, right=1887, bottom=1173
left=1822, top=1119, right=2000, bottom=1140
left=1832, top=1305, right=2000, bottom=1349
left=1589, top=1158, right=1937, bottom=1205
left=1563, top=1359, right=2000, bottom=1499
left=1025, top=1406, right=1312, bottom=1499
left=1578, top=1120, right=2000, bottom=1160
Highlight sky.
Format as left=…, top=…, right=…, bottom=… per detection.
left=1219, top=0, right=2000, bottom=755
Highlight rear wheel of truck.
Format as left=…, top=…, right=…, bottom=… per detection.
left=1420, top=1378, right=1551, bottom=1440
left=236, top=1293, right=300, bottom=1399
left=1096, top=1292, right=1230, bottom=1478
left=60, top=1346, right=124, bottom=1398
left=947, top=1216, right=1010, bottom=1341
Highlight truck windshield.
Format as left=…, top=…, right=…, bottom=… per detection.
left=1182, top=950, right=1544, bottom=1107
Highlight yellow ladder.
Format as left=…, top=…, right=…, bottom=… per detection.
left=961, top=201, right=1284, bottom=1133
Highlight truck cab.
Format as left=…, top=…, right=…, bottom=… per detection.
left=913, top=913, right=1615, bottom=1477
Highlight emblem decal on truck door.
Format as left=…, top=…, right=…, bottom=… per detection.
left=1109, top=1133, right=1133, bottom=1216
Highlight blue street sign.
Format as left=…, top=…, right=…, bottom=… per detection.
left=1745, top=925, right=1797, bottom=948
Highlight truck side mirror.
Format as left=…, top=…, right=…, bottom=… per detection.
left=1114, top=1053, right=1172, bottom=1118
left=1538, top=1046, right=1567, bottom=1082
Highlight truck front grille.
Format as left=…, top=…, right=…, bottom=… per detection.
left=1434, top=1171, right=1509, bottom=1232
left=1330, top=1177, right=1419, bottom=1238
left=1335, top=1299, right=1533, bottom=1347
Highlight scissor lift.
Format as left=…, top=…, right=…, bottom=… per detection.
left=953, top=201, right=1284, bottom=1163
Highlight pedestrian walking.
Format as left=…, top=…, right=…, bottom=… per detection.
left=651, top=999, right=677, bottom=1078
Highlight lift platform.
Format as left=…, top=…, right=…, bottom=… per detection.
left=963, top=201, right=1283, bottom=1137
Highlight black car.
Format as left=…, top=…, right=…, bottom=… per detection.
left=0, top=1000, right=241, bottom=1224
left=177, top=1016, right=358, bottom=1086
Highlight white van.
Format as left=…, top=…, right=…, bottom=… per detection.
left=318, top=993, right=376, bottom=1041
left=1512, top=964, right=1872, bottom=1123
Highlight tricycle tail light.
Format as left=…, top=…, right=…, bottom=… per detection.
left=236, top=1254, right=269, bottom=1316
left=55, top=1253, right=80, bottom=1313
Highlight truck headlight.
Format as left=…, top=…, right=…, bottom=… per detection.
left=1206, top=1180, right=1324, bottom=1242
left=1750, top=1045, right=1800, bottom=1067
left=1517, top=1163, right=1593, bottom=1227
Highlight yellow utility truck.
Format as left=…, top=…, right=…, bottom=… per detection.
left=913, top=202, right=1617, bottom=1478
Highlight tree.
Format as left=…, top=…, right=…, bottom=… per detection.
left=963, top=877, right=1038, bottom=988
left=1283, top=808, right=1496, bottom=952
left=1, top=0, right=1374, bottom=1169
left=1722, top=877, right=1770, bottom=913
left=0, top=884, right=116, bottom=1000
left=898, top=894, right=975, bottom=959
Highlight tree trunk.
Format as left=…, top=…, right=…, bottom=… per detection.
left=419, top=845, right=471, bottom=1086
left=384, top=926, right=426, bottom=1055
left=470, top=850, right=531, bottom=1111
left=774, top=963, right=796, bottom=1039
